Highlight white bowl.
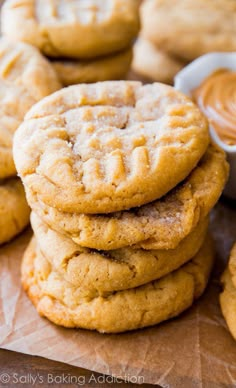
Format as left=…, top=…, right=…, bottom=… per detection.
left=174, top=52, right=236, bottom=200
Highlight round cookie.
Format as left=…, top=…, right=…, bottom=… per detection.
left=228, top=244, right=236, bottom=289
left=14, top=81, right=209, bottom=214
left=51, top=48, right=132, bottom=86
left=0, top=80, right=36, bottom=179
left=0, top=178, right=30, bottom=245
left=220, top=269, right=236, bottom=341
left=132, top=38, right=185, bottom=84
left=27, top=143, right=228, bottom=250
left=31, top=212, right=209, bottom=293
left=2, top=0, right=140, bottom=59
left=21, top=235, right=214, bottom=333
left=0, top=38, right=61, bottom=179
left=0, top=38, right=61, bottom=100
left=141, top=0, right=236, bottom=62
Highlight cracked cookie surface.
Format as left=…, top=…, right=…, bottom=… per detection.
left=14, top=81, right=209, bottom=214
left=31, top=212, right=209, bottom=293
left=27, top=143, right=228, bottom=250
left=0, top=178, right=30, bottom=244
left=2, top=0, right=140, bottom=59
left=21, top=235, right=214, bottom=333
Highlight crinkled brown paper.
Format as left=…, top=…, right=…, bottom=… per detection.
left=0, top=200, right=236, bottom=387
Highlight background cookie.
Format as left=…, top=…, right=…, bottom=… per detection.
left=51, top=48, right=132, bottom=86
left=220, top=269, right=236, bottom=341
left=0, top=38, right=61, bottom=100
left=31, top=212, right=209, bottom=293
left=0, top=80, right=36, bottom=179
left=132, top=38, right=185, bottom=84
left=226, top=244, right=236, bottom=289
left=0, top=38, right=61, bottom=179
left=14, top=81, right=209, bottom=214
left=21, top=235, right=214, bottom=333
left=141, top=0, right=236, bottom=62
left=1, top=0, right=140, bottom=59
left=0, top=178, right=30, bottom=245
left=27, top=144, right=228, bottom=250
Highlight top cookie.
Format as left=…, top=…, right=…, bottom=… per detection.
left=1, top=0, right=140, bottom=59
left=141, top=0, right=236, bottom=61
left=14, top=81, right=209, bottom=214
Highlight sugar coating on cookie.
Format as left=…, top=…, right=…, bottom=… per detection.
left=27, top=143, right=229, bottom=250
left=14, top=81, right=210, bottom=214
left=0, top=178, right=30, bottom=244
left=141, top=0, right=236, bottom=61
left=51, top=48, right=132, bottom=86
left=21, top=235, right=214, bottom=333
left=2, top=0, right=140, bottom=58
left=31, top=211, right=209, bottom=293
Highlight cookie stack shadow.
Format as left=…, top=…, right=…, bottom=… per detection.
left=1, top=0, right=140, bottom=86
left=13, top=81, right=229, bottom=333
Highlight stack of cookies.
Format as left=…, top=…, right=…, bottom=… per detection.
left=0, top=37, right=61, bottom=244
left=1, top=0, right=140, bottom=86
left=132, top=0, right=236, bottom=84
left=13, top=81, right=229, bottom=333
left=220, top=244, right=236, bottom=341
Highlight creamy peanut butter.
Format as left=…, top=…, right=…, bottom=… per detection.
left=193, top=69, right=236, bottom=145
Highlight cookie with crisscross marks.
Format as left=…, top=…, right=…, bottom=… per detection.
left=0, top=38, right=61, bottom=100
left=2, top=0, right=140, bottom=58
left=14, top=81, right=210, bottom=214
left=0, top=39, right=61, bottom=179
left=26, top=143, right=229, bottom=250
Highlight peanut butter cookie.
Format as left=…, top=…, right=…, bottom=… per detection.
left=51, top=48, right=132, bottom=86
left=14, top=81, right=209, bottom=214
left=2, top=0, right=140, bottom=59
left=31, top=212, right=209, bottom=293
left=22, top=235, right=214, bottom=333
left=27, top=144, right=228, bottom=250
left=0, top=38, right=61, bottom=100
left=0, top=178, right=30, bottom=244
left=220, top=269, right=236, bottom=341
left=0, top=39, right=61, bottom=179
left=0, top=80, right=35, bottom=179
left=132, top=38, right=185, bottom=84
left=141, top=0, right=236, bottom=62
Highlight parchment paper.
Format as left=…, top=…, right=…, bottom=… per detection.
left=0, top=200, right=236, bottom=387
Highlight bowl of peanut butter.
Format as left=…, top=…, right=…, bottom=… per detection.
left=174, top=52, right=236, bottom=199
